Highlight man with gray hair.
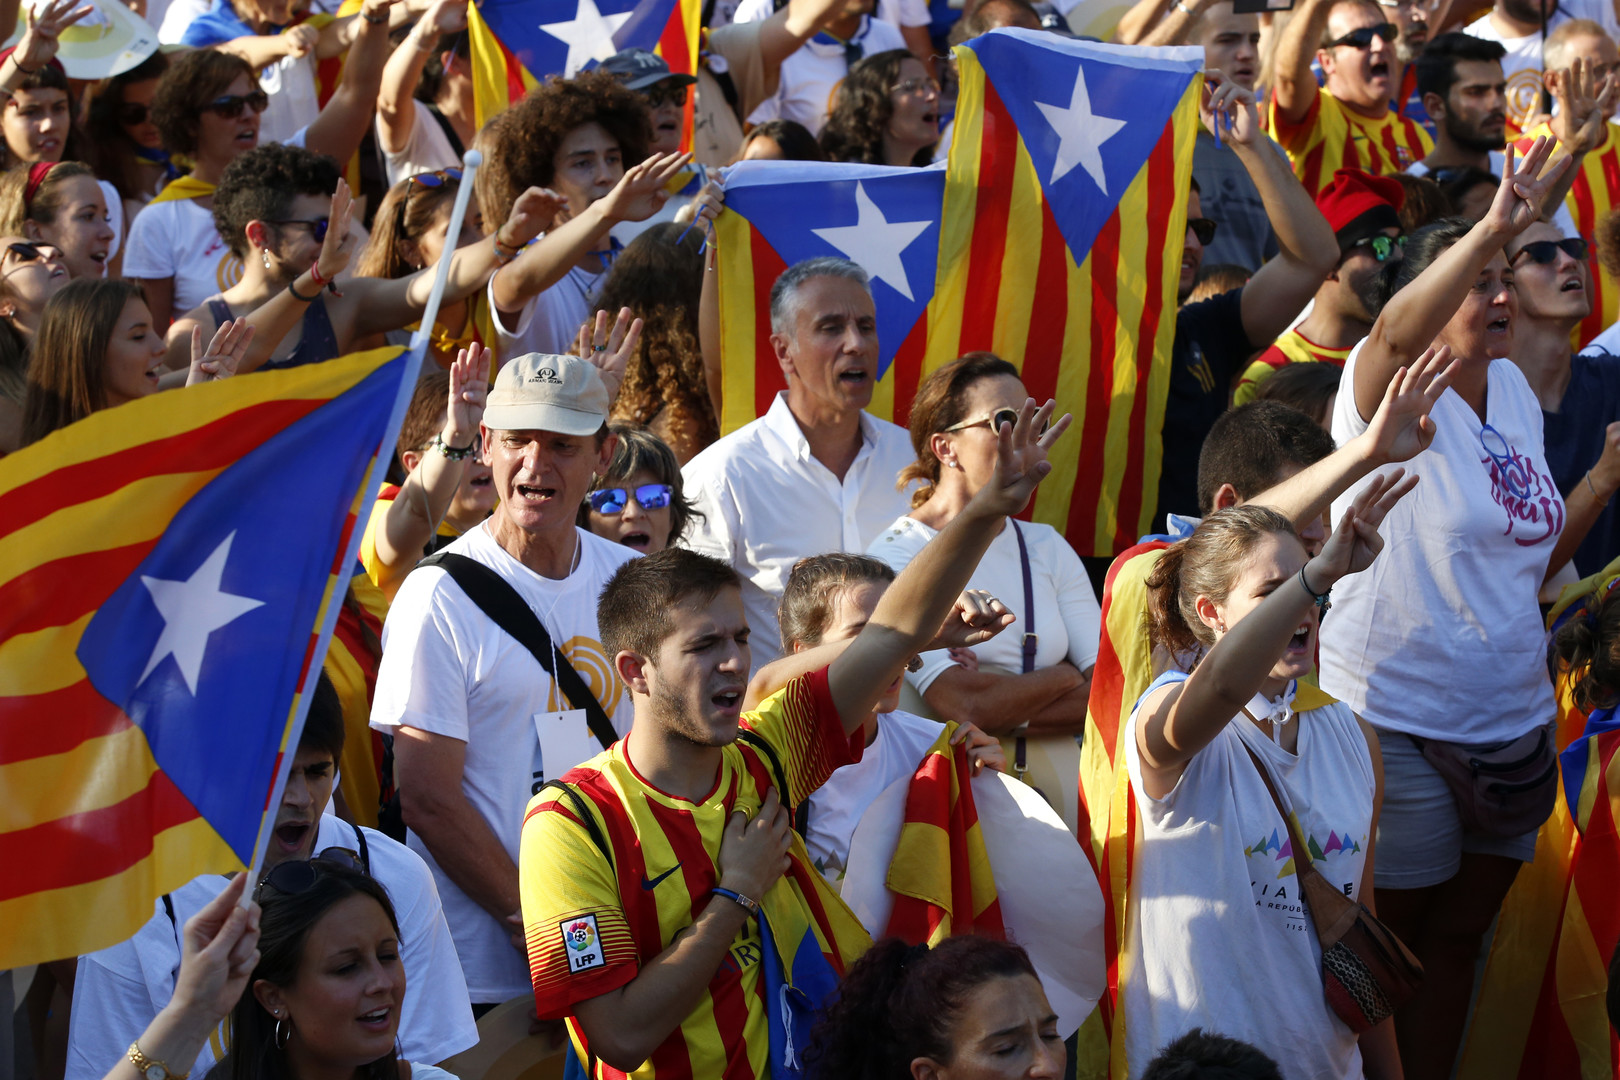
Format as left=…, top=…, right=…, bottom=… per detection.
left=371, top=345, right=639, bottom=1011
left=681, top=256, right=915, bottom=671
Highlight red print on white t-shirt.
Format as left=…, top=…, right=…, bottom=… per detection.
left=1480, top=423, right=1563, bottom=547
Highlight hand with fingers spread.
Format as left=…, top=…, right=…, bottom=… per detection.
left=185, top=318, right=256, bottom=386
left=1307, top=468, right=1418, bottom=587
left=1360, top=344, right=1458, bottom=464
left=314, top=178, right=357, bottom=283
left=10, top=0, right=92, bottom=76
left=1483, top=137, right=1571, bottom=239
left=1200, top=69, right=1261, bottom=149
left=927, top=589, right=1014, bottom=651
left=597, top=152, right=694, bottom=225
left=717, top=786, right=792, bottom=902
left=966, top=398, right=1073, bottom=520
left=576, top=306, right=642, bottom=400
left=1550, top=57, right=1608, bottom=157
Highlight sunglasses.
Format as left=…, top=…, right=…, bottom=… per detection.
left=409, top=167, right=463, bottom=189
left=203, top=90, right=269, bottom=119
left=646, top=83, right=688, bottom=108
left=118, top=101, right=150, bottom=126
left=1350, top=233, right=1406, bottom=262
left=268, top=217, right=330, bottom=242
left=1187, top=217, right=1218, bottom=245
left=944, top=408, right=1050, bottom=436
left=1327, top=22, right=1397, bottom=48
left=588, top=483, right=673, bottom=515
left=894, top=76, right=941, bottom=96
left=254, top=848, right=365, bottom=900
left=6, top=240, right=45, bottom=263
left=1510, top=237, right=1589, bottom=266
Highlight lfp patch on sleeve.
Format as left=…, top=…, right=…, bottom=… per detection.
left=560, top=914, right=606, bottom=973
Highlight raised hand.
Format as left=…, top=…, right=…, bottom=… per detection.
left=673, top=179, right=724, bottom=236
left=1363, top=344, right=1458, bottom=464
left=1550, top=57, right=1607, bottom=156
left=970, top=398, right=1073, bottom=519
left=1483, top=137, right=1571, bottom=238
left=316, top=178, right=357, bottom=282
left=575, top=306, right=641, bottom=400
left=598, top=151, right=693, bottom=225
left=185, top=318, right=255, bottom=386
left=420, top=0, right=467, bottom=34
left=1309, top=468, right=1418, bottom=585
left=927, top=589, right=1014, bottom=650
left=502, top=187, right=564, bottom=251
left=171, top=873, right=260, bottom=1025
left=1586, top=420, right=1620, bottom=502
left=281, top=21, right=320, bottom=58
left=1201, top=69, right=1261, bottom=148
left=444, top=342, right=488, bottom=447
left=12, top=0, right=92, bottom=73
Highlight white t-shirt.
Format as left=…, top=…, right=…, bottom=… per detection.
left=488, top=252, right=610, bottom=362
left=805, top=709, right=943, bottom=881
left=732, top=0, right=929, bottom=28
left=369, top=523, right=638, bottom=1003
left=157, top=0, right=207, bottom=42
left=681, top=392, right=916, bottom=672
left=64, top=817, right=477, bottom=1080
left=1466, top=2, right=1620, bottom=134
left=257, top=54, right=321, bottom=146
left=867, top=515, right=1101, bottom=693
left=746, top=16, right=910, bottom=135
left=378, top=100, right=462, bottom=188
left=1122, top=672, right=1373, bottom=1080
left=122, top=197, right=239, bottom=318
left=1320, top=339, right=1561, bottom=743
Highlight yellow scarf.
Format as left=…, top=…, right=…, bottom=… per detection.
left=150, top=174, right=217, bottom=205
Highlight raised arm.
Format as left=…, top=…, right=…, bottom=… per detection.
left=0, top=0, right=89, bottom=94
left=377, top=0, right=465, bottom=155
left=1272, top=0, right=1334, bottom=126
left=1541, top=59, right=1614, bottom=222
left=1142, top=0, right=1217, bottom=46
left=1353, top=138, right=1566, bottom=421
left=1113, top=0, right=1175, bottom=44
left=303, top=0, right=397, bottom=166
left=827, top=400, right=1070, bottom=733
left=216, top=26, right=312, bottom=72
left=758, top=0, right=846, bottom=71
left=1136, top=471, right=1416, bottom=799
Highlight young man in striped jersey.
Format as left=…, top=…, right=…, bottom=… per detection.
left=518, top=401, right=1065, bottom=1079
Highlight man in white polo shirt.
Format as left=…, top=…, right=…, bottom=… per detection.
left=681, top=256, right=914, bottom=674
left=371, top=350, right=638, bottom=1010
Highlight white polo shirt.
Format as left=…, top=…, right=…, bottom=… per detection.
left=745, top=16, right=909, bottom=135
left=680, top=391, right=915, bottom=672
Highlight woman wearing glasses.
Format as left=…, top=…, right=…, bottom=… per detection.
left=578, top=422, right=699, bottom=555
left=817, top=50, right=939, bottom=168
left=0, top=237, right=66, bottom=451
left=0, top=161, right=119, bottom=280
left=1318, top=139, right=1617, bottom=1078
left=85, top=52, right=173, bottom=225
left=867, top=353, right=1099, bottom=835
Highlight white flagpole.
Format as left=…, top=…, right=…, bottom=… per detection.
left=241, top=148, right=485, bottom=897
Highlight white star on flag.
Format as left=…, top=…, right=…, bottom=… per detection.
left=1035, top=65, right=1126, bottom=193
left=138, top=532, right=264, bottom=695
left=540, top=0, right=634, bottom=76
left=811, top=182, right=933, bottom=301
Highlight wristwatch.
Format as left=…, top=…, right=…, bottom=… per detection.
left=128, top=1042, right=189, bottom=1080
left=712, top=886, right=759, bottom=915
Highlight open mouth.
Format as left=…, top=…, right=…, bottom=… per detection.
left=467, top=473, right=492, bottom=489
left=838, top=366, right=869, bottom=386
left=1368, top=60, right=1389, bottom=79
left=1486, top=315, right=1511, bottom=335
left=514, top=482, right=555, bottom=503
left=711, top=688, right=743, bottom=711
left=274, top=820, right=311, bottom=853
left=1287, top=623, right=1311, bottom=653
left=921, top=110, right=938, bottom=127
left=1561, top=277, right=1584, bottom=293
left=357, top=1007, right=391, bottom=1028
left=90, top=250, right=107, bottom=264
left=618, top=531, right=652, bottom=551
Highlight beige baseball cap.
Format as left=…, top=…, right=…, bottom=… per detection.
left=484, top=353, right=610, bottom=437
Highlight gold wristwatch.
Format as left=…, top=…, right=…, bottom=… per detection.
left=127, top=1041, right=189, bottom=1080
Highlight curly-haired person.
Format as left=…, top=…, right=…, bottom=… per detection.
left=818, top=49, right=939, bottom=167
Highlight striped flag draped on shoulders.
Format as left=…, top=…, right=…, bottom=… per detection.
left=0, top=347, right=409, bottom=969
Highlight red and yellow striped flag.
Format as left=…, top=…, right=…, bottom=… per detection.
left=885, top=728, right=1004, bottom=946
left=0, top=347, right=408, bottom=968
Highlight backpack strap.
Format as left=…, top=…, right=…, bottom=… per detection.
left=420, top=551, right=618, bottom=751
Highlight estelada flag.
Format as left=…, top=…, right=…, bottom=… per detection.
left=467, top=0, right=701, bottom=140
left=0, top=346, right=409, bottom=969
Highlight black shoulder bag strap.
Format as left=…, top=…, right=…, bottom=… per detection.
left=424, top=103, right=466, bottom=158
left=538, top=780, right=614, bottom=868
left=420, top=551, right=617, bottom=751
left=1011, top=519, right=1037, bottom=776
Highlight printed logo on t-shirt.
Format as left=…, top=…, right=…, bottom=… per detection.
left=549, top=635, right=628, bottom=716
left=1504, top=67, right=1544, bottom=133
left=560, top=914, right=605, bottom=972
left=1479, top=423, right=1564, bottom=546
left=217, top=252, right=244, bottom=291
left=1245, top=824, right=1365, bottom=931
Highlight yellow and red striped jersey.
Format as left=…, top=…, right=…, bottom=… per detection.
left=519, top=669, right=871, bottom=1080
left=1234, top=329, right=1354, bottom=406
left=1269, top=87, right=1433, bottom=198
left=1516, top=121, right=1620, bottom=350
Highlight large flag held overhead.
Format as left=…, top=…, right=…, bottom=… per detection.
left=467, top=0, right=701, bottom=135
left=0, top=347, right=409, bottom=969
left=714, top=32, right=1202, bottom=558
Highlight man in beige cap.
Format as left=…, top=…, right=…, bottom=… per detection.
left=371, top=340, right=638, bottom=1013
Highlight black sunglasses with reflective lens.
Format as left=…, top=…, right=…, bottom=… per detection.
left=118, top=102, right=150, bottom=127
left=6, top=241, right=45, bottom=264
left=204, top=90, right=270, bottom=119
left=1187, top=217, right=1218, bottom=245
left=1510, top=237, right=1589, bottom=266
left=588, top=483, right=674, bottom=515
left=268, top=217, right=330, bottom=243
left=255, top=848, right=365, bottom=899
left=1328, top=22, right=1397, bottom=48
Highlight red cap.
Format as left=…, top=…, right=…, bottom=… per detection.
left=1315, top=168, right=1406, bottom=233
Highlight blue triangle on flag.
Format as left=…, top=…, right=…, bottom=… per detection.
left=965, top=30, right=1200, bottom=263
left=480, top=0, right=676, bottom=80
left=723, top=160, right=944, bottom=381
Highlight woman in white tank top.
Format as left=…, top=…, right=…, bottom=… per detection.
left=1122, top=476, right=1414, bottom=1080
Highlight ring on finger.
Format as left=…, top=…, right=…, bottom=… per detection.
left=592, top=343, right=607, bottom=353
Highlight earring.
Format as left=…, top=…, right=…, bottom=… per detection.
left=261, top=249, right=272, bottom=270
left=274, top=1016, right=290, bottom=1049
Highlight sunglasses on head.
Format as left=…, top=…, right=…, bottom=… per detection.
left=588, top=483, right=673, bottom=515
left=646, top=82, right=688, bottom=108
left=944, top=408, right=1050, bottom=436
left=203, top=90, right=269, bottom=119
left=1510, top=237, right=1588, bottom=266
left=254, top=848, right=366, bottom=900
left=1350, top=233, right=1405, bottom=262
left=409, top=167, right=463, bottom=189
left=1328, top=22, right=1397, bottom=48
left=6, top=240, right=45, bottom=263
left=268, top=217, right=330, bottom=243
left=1187, top=217, right=1218, bottom=245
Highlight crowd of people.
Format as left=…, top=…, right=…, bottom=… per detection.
left=11, top=0, right=1620, bottom=1074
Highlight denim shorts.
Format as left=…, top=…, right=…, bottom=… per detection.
left=1371, top=728, right=1540, bottom=890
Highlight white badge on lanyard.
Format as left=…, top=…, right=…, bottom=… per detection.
left=532, top=709, right=596, bottom=790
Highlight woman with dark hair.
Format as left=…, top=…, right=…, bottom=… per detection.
left=1319, top=140, right=1619, bottom=1077
left=738, top=119, right=823, bottom=163
left=85, top=51, right=174, bottom=222
left=215, top=858, right=455, bottom=1080
left=805, top=935, right=1062, bottom=1080
left=0, top=161, right=117, bottom=279
left=868, top=352, right=1100, bottom=834
left=1253, top=359, right=1341, bottom=429
left=19, top=277, right=250, bottom=445
left=0, top=236, right=67, bottom=448
left=1128, top=480, right=1413, bottom=1080
left=374, top=0, right=473, bottom=186
left=818, top=50, right=940, bottom=167
left=592, top=221, right=715, bottom=462
left=578, top=422, right=701, bottom=553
